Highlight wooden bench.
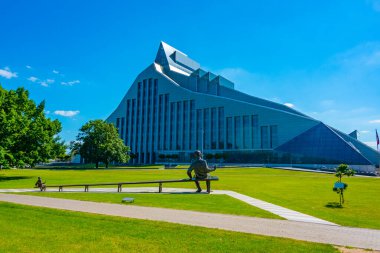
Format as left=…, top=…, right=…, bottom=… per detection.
left=40, top=176, right=219, bottom=193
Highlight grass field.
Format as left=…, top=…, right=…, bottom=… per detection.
left=1, top=167, right=379, bottom=229
left=0, top=202, right=338, bottom=253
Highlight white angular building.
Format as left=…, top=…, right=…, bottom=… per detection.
left=107, top=42, right=378, bottom=170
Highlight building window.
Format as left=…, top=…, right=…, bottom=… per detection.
left=170, top=102, right=175, bottom=150
left=196, top=109, right=202, bottom=150
left=164, top=94, right=169, bottom=150
left=204, top=108, right=209, bottom=150
left=158, top=94, right=163, bottom=150
left=126, top=100, right=130, bottom=146
left=218, top=107, right=224, bottom=149
left=243, top=115, right=250, bottom=149
left=189, top=100, right=195, bottom=150
left=211, top=107, right=217, bottom=149
left=251, top=115, right=258, bottom=149
left=131, top=99, right=135, bottom=151
left=121, top=117, right=125, bottom=140
left=176, top=101, right=182, bottom=150
left=146, top=79, right=152, bottom=151
left=261, top=126, right=269, bottom=149
left=136, top=82, right=141, bottom=155
left=152, top=79, right=158, bottom=156
left=183, top=100, right=188, bottom=150
left=270, top=125, right=278, bottom=148
left=140, top=80, right=147, bottom=152
left=226, top=117, right=232, bottom=149
left=116, top=118, right=120, bottom=132
left=234, top=116, right=242, bottom=149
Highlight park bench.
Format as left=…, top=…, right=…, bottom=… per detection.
left=37, top=176, right=219, bottom=193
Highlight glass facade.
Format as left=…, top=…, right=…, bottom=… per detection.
left=141, top=80, right=146, bottom=153
left=234, top=116, right=242, bottom=149
left=243, top=115, right=250, bottom=149
left=196, top=109, right=202, bottom=150
left=120, top=117, right=125, bottom=140
left=218, top=107, right=224, bottom=149
left=135, top=82, right=141, bottom=157
left=116, top=118, right=120, bottom=132
left=170, top=102, right=175, bottom=150
left=270, top=125, right=278, bottom=148
left=183, top=100, right=188, bottom=150
left=125, top=100, right=130, bottom=146
left=251, top=115, right=258, bottom=149
left=226, top=117, right=232, bottom=149
left=130, top=99, right=135, bottom=152
left=204, top=108, right=209, bottom=149
left=148, top=79, right=158, bottom=162
left=164, top=94, right=169, bottom=150
left=176, top=101, right=182, bottom=150
left=189, top=100, right=195, bottom=150
left=261, top=126, right=269, bottom=149
left=211, top=107, right=217, bottom=149
left=276, top=123, right=370, bottom=164
left=158, top=94, right=163, bottom=150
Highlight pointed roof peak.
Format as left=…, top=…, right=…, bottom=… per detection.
left=155, top=42, right=200, bottom=75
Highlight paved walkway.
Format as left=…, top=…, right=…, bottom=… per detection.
left=1, top=193, right=379, bottom=250
left=0, top=187, right=335, bottom=225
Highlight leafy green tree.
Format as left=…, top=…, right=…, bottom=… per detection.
left=72, top=120, right=130, bottom=168
left=0, top=85, right=66, bottom=168
left=333, top=164, right=355, bottom=205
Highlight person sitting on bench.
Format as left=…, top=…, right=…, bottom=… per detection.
left=187, top=150, right=216, bottom=193
left=35, top=177, right=46, bottom=191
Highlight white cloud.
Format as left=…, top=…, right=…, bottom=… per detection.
left=27, top=76, right=38, bottom=82
left=360, top=130, right=370, bottom=134
left=369, top=119, right=380, bottom=123
left=61, top=80, right=80, bottom=86
left=39, top=81, right=49, bottom=87
left=54, top=110, right=80, bottom=117
left=0, top=67, right=18, bottom=79
left=53, top=70, right=59, bottom=74
left=284, top=103, right=295, bottom=108
left=45, top=110, right=50, bottom=115
left=26, top=65, right=32, bottom=69
left=36, top=79, right=54, bottom=87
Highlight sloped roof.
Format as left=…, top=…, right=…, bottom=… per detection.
left=275, top=122, right=373, bottom=164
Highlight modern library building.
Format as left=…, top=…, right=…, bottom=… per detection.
left=107, top=42, right=379, bottom=170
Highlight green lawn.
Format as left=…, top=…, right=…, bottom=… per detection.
left=1, top=167, right=379, bottom=229
left=0, top=202, right=338, bottom=253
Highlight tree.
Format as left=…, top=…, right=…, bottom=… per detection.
left=72, top=120, right=130, bottom=168
left=333, top=164, right=355, bottom=206
left=0, top=85, right=66, bottom=168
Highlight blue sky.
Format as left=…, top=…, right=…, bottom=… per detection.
left=1, top=0, right=380, bottom=149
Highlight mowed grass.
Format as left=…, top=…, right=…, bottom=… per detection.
left=1, top=167, right=380, bottom=229
left=0, top=202, right=338, bottom=253
left=19, top=192, right=281, bottom=219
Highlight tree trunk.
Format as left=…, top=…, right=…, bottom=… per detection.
left=96, top=161, right=99, bottom=169
left=105, top=162, right=109, bottom=169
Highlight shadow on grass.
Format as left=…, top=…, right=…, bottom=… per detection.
left=325, top=202, right=343, bottom=208
left=0, top=176, right=33, bottom=182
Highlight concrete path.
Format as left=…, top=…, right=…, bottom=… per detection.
left=0, top=187, right=335, bottom=225
left=1, top=193, right=379, bottom=250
